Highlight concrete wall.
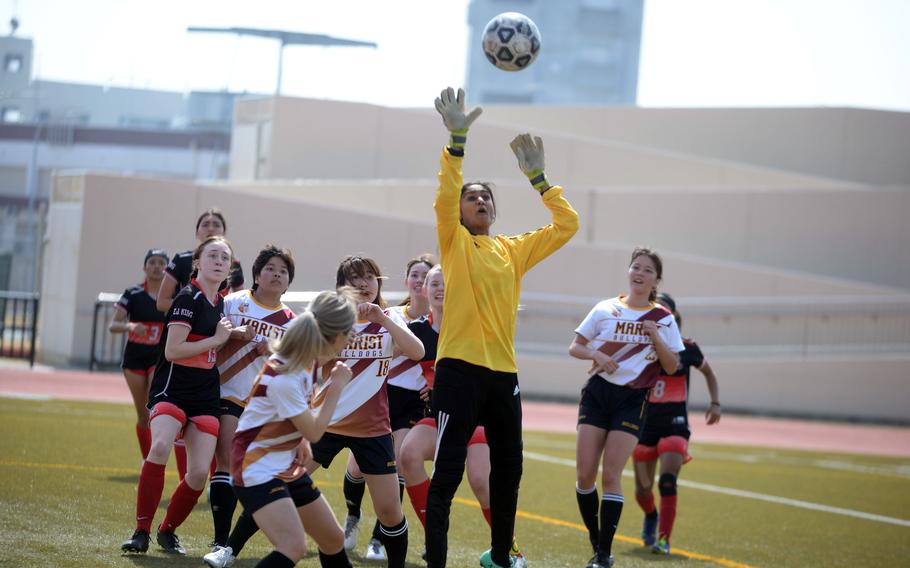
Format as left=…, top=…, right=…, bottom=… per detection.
left=479, top=106, right=910, bottom=187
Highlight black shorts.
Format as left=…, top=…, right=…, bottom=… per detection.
left=121, top=345, right=160, bottom=374
left=234, top=474, right=321, bottom=515
left=147, top=393, right=221, bottom=419
left=578, top=376, right=649, bottom=438
left=310, top=432, right=396, bottom=475
left=219, top=398, right=245, bottom=418
left=639, top=405, right=691, bottom=447
left=387, top=384, right=427, bottom=431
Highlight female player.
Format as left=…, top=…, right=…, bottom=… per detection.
left=121, top=235, right=235, bottom=556
left=109, top=248, right=169, bottom=460
left=303, top=255, right=424, bottom=568
left=569, top=248, right=684, bottom=568
left=399, top=265, right=527, bottom=567
left=426, top=87, right=579, bottom=568
left=231, top=289, right=359, bottom=568
left=632, top=292, right=721, bottom=555
left=157, top=208, right=243, bottom=314
left=208, top=245, right=297, bottom=552
left=156, top=208, right=242, bottom=479
left=341, top=254, right=435, bottom=560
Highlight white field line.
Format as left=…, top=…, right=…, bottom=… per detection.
left=522, top=450, right=910, bottom=528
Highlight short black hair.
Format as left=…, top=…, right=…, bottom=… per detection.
left=251, top=244, right=295, bottom=291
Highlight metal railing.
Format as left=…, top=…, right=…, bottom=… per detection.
left=90, top=293, right=127, bottom=371
left=0, top=291, right=40, bottom=367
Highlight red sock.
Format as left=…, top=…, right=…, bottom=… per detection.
left=159, top=480, right=204, bottom=532
left=135, top=461, right=166, bottom=532
left=658, top=494, right=677, bottom=541
left=135, top=424, right=151, bottom=460
left=636, top=491, right=656, bottom=514
left=174, top=440, right=187, bottom=482
left=210, top=456, right=217, bottom=478
left=405, top=479, right=430, bottom=527
left=482, top=507, right=492, bottom=527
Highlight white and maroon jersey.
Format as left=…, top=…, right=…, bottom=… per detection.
left=385, top=305, right=426, bottom=391
left=312, top=315, right=396, bottom=438
left=231, top=356, right=313, bottom=487
left=574, top=295, right=684, bottom=389
left=217, top=290, right=295, bottom=407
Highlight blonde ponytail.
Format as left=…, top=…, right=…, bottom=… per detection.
left=271, top=288, right=357, bottom=374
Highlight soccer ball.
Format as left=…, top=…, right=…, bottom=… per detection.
left=481, top=12, right=541, bottom=72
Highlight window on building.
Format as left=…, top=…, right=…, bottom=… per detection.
left=4, top=54, right=23, bottom=73
left=2, top=107, right=22, bottom=122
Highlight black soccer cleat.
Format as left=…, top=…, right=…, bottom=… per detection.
left=156, top=528, right=187, bottom=555
left=121, top=529, right=150, bottom=553
left=585, top=551, right=614, bottom=568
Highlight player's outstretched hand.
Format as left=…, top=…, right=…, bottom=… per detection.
left=434, top=87, right=483, bottom=132
left=510, top=133, right=545, bottom=175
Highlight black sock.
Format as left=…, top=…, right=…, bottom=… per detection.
left=343, top=471, right=365, bottom=519
left=599, top=493, right=624, bottom=556
left=379, top=518, right=408, bottom=568
left=576, top=484, right=599, bottom=551
left=255, top=550, right=295, bottom=568
left=318, top=548, right=353, bottom=568
left=371, top=518, right=382, bottom=541
left=226, top=508, right=259, bottom=556
left=209, top=472, right=237, bottom=547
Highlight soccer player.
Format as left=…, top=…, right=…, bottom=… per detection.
left=341, top=254, right=435, bottom=560
left=156, top=208, right=243, bottom=479
left=121, top=236, right=235, bottom=556
left=208, top=245, right=297, bottom=554
left=302, top=255, right=424, bottom=568
left=231, top=289, right=358, bottom=568
left=569, top=248, right=684, bottom=568
left=632, top=292, right=721, bottom=555
left=109, top=248, right=169, bottom=460
left=427, top=87, right=579, bottom=568
left=399, top=265, right=527, bottom=567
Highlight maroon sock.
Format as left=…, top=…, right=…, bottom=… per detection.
left=135, top=425, right=151, bottom=460
left=658, top=494, right=677, bottom=541
left=159, top=480, right=204, bottom=532
left=636, top=491, right=656, bottom=514
left=405, top=479, right=430, bottom=527
left=481, top=507, right=492, bottom=527
left=135, top=461, right=166, bottom=532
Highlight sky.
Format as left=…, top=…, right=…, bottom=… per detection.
left=6, top=0, right=910, bottom=111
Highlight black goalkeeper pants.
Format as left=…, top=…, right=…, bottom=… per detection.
left=425, top=358, right=523, bottom=568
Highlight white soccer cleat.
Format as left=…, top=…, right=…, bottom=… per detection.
left=342, top=515, right=360, bottom=552
left=203, top=545, right=236, bottom=568
left=364, top=537, right=387, bottom=561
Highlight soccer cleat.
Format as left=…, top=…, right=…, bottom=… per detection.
left=652, top=536, right=671, bottom=555
left=585, top=551, right=614, bottom=568
left=364, top=537, right=387, bottom=561
left=120, top=529, right=150, bottom=553
left=510, top=538, right=528, bottom=568
left=203, top=545, right=236, bottom=567
left=342, top=515, right=360, bottom=551
left=641, top=512, right=658, bottom=547
left=156, top=528, right=187, bottom=555
left=479, top=548, right=515, bottom=567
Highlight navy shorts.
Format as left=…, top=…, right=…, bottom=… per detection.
left=310, top=432, right=397, bottom=475
left=387, top=384, right=427, bottom=431
left=234, top=474, right=321, bottom=515
left=578, top=376, right=649, bottom=438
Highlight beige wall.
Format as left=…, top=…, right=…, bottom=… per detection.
left=479, top=106, right=910, bottom=186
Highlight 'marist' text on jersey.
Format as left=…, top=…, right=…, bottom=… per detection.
left=340, top=332, right=387, bottom=359
left=238, top=316, right=288, bottom=342
left=610, top=319, right=653, bottom=345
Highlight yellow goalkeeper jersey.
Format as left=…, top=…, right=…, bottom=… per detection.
left=434, top=148, right=579, bottom=373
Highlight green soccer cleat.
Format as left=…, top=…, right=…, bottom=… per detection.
left=480, top=548, right=515, bottom=567
left=651, top=536, right=671, bottom=555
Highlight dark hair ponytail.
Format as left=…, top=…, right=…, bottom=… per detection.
left=629, top=246, right=663, bottom=303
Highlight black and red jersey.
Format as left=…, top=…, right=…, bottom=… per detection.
left=148, top=280, right=225, bottom=416
left=408, top=315, right=439, bottom=388
left=645, top=338, right=706, bottom=423
left=116, top=282, right=167, bottom=369
left=165, top=249, right=244, bottom=297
